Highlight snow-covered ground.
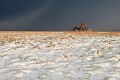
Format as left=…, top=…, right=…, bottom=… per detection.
left=0, top=32, right=120, bottom=80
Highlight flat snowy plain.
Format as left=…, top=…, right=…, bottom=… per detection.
left=0, top=32, right=120, bottom=80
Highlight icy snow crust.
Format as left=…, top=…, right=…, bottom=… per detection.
left=0, top=32, right=120, bottom=80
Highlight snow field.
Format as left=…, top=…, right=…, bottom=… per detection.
left=0, top=32, right=120, bottom=80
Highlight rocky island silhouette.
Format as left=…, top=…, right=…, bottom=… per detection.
left=73, top=22, right=92, bottom=31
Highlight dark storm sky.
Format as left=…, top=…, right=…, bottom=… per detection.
left=0, top=0, right=120, bottom=31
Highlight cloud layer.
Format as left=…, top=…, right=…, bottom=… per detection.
left=0, top=0, right=120, bottom=31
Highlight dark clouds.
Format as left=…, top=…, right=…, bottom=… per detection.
left=0, top=0, right=120, bottom=31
